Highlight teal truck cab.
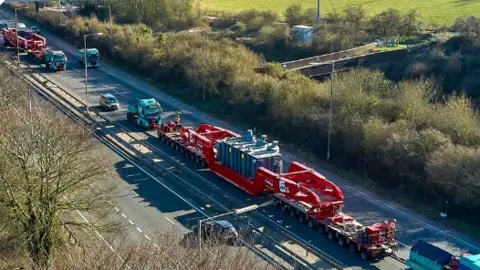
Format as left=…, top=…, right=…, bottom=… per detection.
left=44, top=50, right=67, bottom=71
left=127, top=98, right=162, bottom=129
left=77, top=48, right=100, bottom=68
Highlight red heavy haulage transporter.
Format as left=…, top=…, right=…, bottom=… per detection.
left=1, top=27, right=46, bottom=52
left=1, top=27, right=66, bottom=71
left=157, top=121, right=398, bottom=260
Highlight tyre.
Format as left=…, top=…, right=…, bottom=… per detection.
left=308, top=220, right=315, bottom=229
left=298, top=214, right=305, bottom=223
left=281, top=205, right=288, bottom=213
left=360, top=249, right=369, bottom=260
left=327, top=231, right=335, bottom=240
left=349, top=243, right=356, bottom=253
left=289, top=209, right=296, bottom=218
left=317, top=225, right=325, bottom=234
left=338, top=237, right=345, bottom=246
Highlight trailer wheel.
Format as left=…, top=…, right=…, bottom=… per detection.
left=317, top=225, right=325, bottom=234
left=360, top=249, right=369, bottom=260
left=298, top=214, right=306, bottom=223
left=327, top=231, right=335, bottom=240
left=349, top=243, right=356, bottom=253
left=200, top=161, right=206, bottom=168
left=289, top=209, right=296, bottom=218
left=338, top=237, right=346, bottom=246
left=281, top=205, right=288, bottom=213
left=273, top=199, right=281, bottom=208
left=190, top=153, right=195, bottom=160
left=307, top=220, right=315, bottom=229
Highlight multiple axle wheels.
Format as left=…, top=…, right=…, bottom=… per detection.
left=157, top=134, right=207, bottom=168
left=274, top=199, right=372, bottom=261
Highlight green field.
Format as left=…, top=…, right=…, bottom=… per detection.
left=200, top=0, right=480, bottom=25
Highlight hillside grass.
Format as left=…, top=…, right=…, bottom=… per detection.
left=200, top=0, right=480, bottom=25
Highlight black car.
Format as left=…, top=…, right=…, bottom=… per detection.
left=193, top=220, right=239, bottom=245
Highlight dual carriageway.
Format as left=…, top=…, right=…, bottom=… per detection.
left=1, top=7, right=480, bottom=270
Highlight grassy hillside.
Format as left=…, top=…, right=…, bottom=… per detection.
left=200, top=0, right=480, bottom=25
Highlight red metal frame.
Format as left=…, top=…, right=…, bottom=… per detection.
left=156, top=122, right=397, bottom=251
left=1, top=28, right=46, bottom=51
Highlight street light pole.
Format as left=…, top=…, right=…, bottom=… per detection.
left=83, top=33, right=103, bottom=112
left=327, top=61, right=334, bottom=161
left=15, top=7, right=29, bottom=63
left=316, top=0, right=321, bottom=27
left=198, top=204, right=258, bottom=252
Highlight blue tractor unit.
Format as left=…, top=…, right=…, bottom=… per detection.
left=127, top=98, right=162, bottom=129
left=77, top=48, right=100, bottom=68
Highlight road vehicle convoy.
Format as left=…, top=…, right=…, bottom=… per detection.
left=127, top=98, right=162, bottom=129
left=1, top=26, right=46, bottom=51
left=407, top=240, right=480, bottom=270
left=1, top=24, right=67, bottom=71
left=77, top=48, right=100, bottom=68
left=156, top=121, right=399, bottom=260
left=99, top=93, right=119, bottom=111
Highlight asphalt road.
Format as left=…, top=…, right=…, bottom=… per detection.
left=3, top=8, right=480, bottom=269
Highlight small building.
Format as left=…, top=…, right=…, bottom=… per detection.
left=292, top=25, right=314, bottom=43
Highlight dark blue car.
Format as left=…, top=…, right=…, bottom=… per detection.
left=29, top=26, right=40, bottom=35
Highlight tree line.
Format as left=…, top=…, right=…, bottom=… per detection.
left=14, top=2, right=480, bottom=232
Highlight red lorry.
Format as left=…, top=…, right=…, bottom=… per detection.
left=1, top=26, right=66, bottom=71
left=1, top=27, right=46, bottom=52
left=156, top=121, right=399, bottom=260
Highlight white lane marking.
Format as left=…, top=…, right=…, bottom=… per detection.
left=121, top=213, right=127, bottom=218
left=131, top=190, right=139, bottom=197
left=107, top=201, right=113, bottom=205
left=114, top=207, right=120, bottom=211
left=344, top=185, right=480, bottom=251
left=128, top=220, right=134, bottom=225
left=164, top=216, right=175, bottom=225
left=75, top=210, right=131, bottom=269
left=145, top=235, right=151, bottom=240
left=136, top=227, right=142, bottom=233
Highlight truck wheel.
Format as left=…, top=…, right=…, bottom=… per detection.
left=307, top=220, right=315, bottom=229
left=281, top=205, right=288, bottom=213
left=317, top=225, right=325, bottom=234
left=338, top=237, right=345, bottom=246
left=298, top=214, right=305, bottom=223
left=349, top=243, right=356, bottom=253
left=327, top=231, right=335, bottom=240
left=360, top=249, right=369, bottom=260
left=289, top=209, right=296, bottom=218
left=273, top=199, right=281, bottom=208
left=200, top=161, right=206, bottom=168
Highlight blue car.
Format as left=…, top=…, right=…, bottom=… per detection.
left=29, top=26, right=40, bottom=35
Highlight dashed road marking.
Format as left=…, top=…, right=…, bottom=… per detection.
left=114, top=207, right=120, bottom=211
left=128, top=220, right=134, bottom=225
left=121, top=213, right=127, bottom=218
left=136, top=227, right=142, bottom=233
left=145, top=235, right=151, bottom=240
left=164, top=216, right=175, bottom=225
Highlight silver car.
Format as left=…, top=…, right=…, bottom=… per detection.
left=99, top=93, right=119, bottom=111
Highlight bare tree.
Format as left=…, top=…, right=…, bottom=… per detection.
left=0, top=102, right=118, bottom=269
left=54, top=228, right=275, bottom=270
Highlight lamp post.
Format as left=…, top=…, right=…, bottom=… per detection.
left=15, top=6, right=29, bottom=63
left=326, top=61, right=334, bottom=161
left=316, top=0, right=321, bottom=27
left=83, top=33, right=103, bottom=112
left=98, top=5, right=112, bottom=35
left=198, top=204, right=258, bottom=252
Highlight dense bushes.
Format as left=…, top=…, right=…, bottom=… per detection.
left=387, top=29, right=480, bottom=103
left=16, top=6, right=480, bottom=226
